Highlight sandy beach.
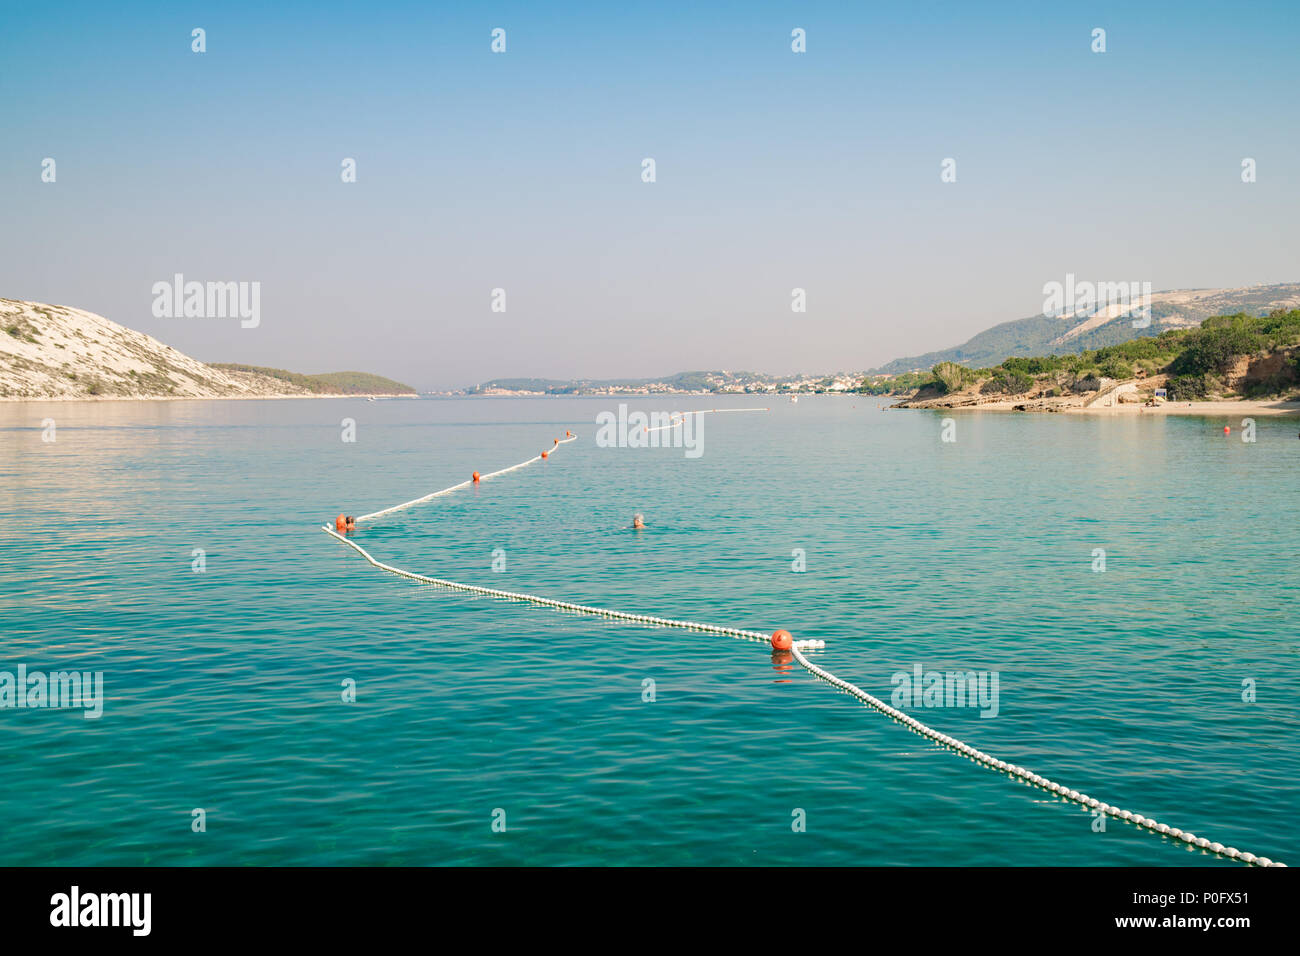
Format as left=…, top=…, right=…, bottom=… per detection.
left=1066, top=399, right=1300, bottom=416
left=892, top=396, right=1300, bottom=416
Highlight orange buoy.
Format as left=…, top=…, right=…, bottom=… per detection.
left=472, top=471, right=480, bottom=483
left=541, top=450, right=548, bottom=458
left=770, top=629, right=793, bottom=651
left=566, top=430, right=572, bottom=437
left=554, top=438, right=559, bottom=445
left=1224, top=425, right=1230, bottom=435
left=335, top=513, right=347, bottom=533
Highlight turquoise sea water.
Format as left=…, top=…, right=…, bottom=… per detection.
left=1, top=396, right=1297, bottom=866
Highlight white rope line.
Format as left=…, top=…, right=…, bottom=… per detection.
left=326, top=422, right=1285, bottom=868
left=789, top=644, right=1285, bottom=867
left=322, top=525, right=775, bottom=644
left=643, top=406, right=769, bottom=433
left=356, top=434, right=578, bottom=523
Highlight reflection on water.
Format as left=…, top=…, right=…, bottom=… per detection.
left=771, top=650, right=794, bottom=682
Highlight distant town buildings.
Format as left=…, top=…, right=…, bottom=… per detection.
left=458, top=371, right=868, bottom=396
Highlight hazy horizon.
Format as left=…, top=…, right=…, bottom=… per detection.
left=5, top=1, right=1299, bottom=390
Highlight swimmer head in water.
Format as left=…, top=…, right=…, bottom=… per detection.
left=345, top=516, right=356, bottom=533
left=632, top=513, right=645, bottom=530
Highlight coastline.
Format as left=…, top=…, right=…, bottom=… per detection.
left=7, top=389, right=1298, bottom=417
left=0, top=392, right=418, bottom=403
left=891, top=397, right=1300, bottom=416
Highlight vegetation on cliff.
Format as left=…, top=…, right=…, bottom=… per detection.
left=210, top=364, right=416, bottom=395
left=861, top=310, right=1300, bottom=401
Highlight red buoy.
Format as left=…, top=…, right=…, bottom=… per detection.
left=335, top=513, right=347, bottom=533
left=770, top=629, right=793, bottom=651
left=541, top=450, right=548, bottom=458
left=472, top=471, right=480, bottom=483
left=1224, top=425, right=1231, bottom=435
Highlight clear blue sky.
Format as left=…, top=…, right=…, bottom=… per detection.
left=3, top=1, right=1298, bottom=389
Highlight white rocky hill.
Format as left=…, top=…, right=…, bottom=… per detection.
left=0, top=299, right=412, bottom=400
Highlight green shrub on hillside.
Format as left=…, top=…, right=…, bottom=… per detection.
left=1000, top=355, right=1064, bottom=376
left=1098, top=357, right=1134, bottom=380
left=1258, top=308, right=1300, bottom=349
left=1170, top=322, right=1262, bottom=376
left=985, top=369, right=1033, bottom=394
left=1166, top=373, right=1217, bottom=400
left=931, top=361, right=968, bottom=394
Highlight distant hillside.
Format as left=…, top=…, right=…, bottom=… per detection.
left=871, top=283, right=1300, bottom=375
left=890, top=309, right=1300, bottom=409
left=468, top=369, right=786, bottom=394
left=209, top=364, right=416, bottom=395
left=0, top=298, right=412, bottom=400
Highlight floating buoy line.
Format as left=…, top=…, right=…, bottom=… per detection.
left=642, top=406, right=772, bottom=433
left=322, top=415, right=1283, bottom=867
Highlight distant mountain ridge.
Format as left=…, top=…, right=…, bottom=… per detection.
left=869, top=283, right=1300, bottom=375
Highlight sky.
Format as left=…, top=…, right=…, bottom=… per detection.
left=3, top=0, right=1299, bottom=390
